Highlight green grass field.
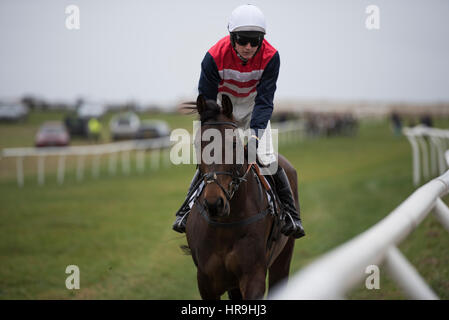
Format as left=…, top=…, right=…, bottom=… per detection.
left=0, top=111, right=448, bottom=299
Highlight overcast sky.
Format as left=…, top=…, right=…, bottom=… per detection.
left=1, top=0, right=448, bottom=106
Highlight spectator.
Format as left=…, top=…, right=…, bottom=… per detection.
left=88, top=117, right=102, bottom=142
left=390, top=112, right=402, bottom=136
left=420, top=114, right=433, bottom=127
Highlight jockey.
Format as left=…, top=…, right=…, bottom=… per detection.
left=173, top=4, right=305, bottom=239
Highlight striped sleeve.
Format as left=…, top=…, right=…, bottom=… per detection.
left=198, top=52, right=220, bottom=101
left=250, top=51, right=280, bottom=136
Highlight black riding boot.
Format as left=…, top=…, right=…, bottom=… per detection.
left=172, top=169, right=201, bottom=233
left=272, top=166, right=305, bottom=239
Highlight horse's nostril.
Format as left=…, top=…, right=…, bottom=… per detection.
left=205, top=197, right=226, bottom=216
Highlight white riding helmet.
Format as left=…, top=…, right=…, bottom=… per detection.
left=227, top=4, right=266, bottom=34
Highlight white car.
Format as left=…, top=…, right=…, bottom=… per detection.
left=109, top=112, right=141, bottom=141
left=0, top=104, right=29, bottom=122
left=135, top=119, right=171, bottom=139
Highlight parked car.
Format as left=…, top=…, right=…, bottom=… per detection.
left=35, top=122, right=70, bottom=147
left=64, top=112, right=89, bottom=137
left=109, top=112, right=141, bottom=141
left=135, top=119, right=171, bottom=139
left=0, top=104, right=29, bottom=122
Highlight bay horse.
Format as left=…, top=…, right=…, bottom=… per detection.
left=185, top=94, right=299, bottom=300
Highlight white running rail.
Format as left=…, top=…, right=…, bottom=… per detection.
left=403, top=126, right=449, bottom=186
left=271, top=169, right=449, bottom=300
left=1, top=137, right=172, bottom=187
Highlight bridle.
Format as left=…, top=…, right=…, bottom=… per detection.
left=200, top=121, right=253, bottom=202
left=191, top=120, right=272, bottom=228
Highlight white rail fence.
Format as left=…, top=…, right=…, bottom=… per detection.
left=271, top=169, right=449, bottom=300
left=1, top=120, right=305, bottom=187
left=1, top=137, right=172, bottom=187
left=403, top=125, right=449, bottom=186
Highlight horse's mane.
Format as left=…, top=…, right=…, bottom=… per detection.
left=182, top=100, right=223, bottom=123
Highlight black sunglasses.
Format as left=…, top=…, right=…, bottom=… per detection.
left=235, top=34, right=262, bottom=47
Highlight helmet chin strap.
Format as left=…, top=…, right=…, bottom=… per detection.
left=235, top=50, right=249, bottom=65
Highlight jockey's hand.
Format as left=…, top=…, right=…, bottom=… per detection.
left=247, top=135, right=259, bottom=164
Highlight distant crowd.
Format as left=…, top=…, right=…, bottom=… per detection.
left=303, top=113, right=358, bottom=137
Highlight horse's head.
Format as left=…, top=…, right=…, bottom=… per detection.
left=193, top=94, right=247, bottom=218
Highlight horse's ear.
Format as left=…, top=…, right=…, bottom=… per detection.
left=196, top=94, right=206, bottom=115
left=221, top=94, right=233, bottom=119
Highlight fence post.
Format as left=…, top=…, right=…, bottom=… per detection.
left=77, top=154, right=85, bottom=182
left=416, top=135, right=430, bottom=181
left=92, top=154, right=100, bottom=179
left=17, top=156, right=24, bottom=187
left=433, top=198, right=449, bottom=232
left=431, top=136, right=446, bottom=175
left=37, top=155, right=45, bottom=186
left=109, top=151, right=117, bottom=176
left=429, top=137, right=438, bottom=176
left=136, top=150, right=145, bottom=173
left=121, top=150, right=130, bottom=175
left=404, top=133, right=421, bottom=186
left=57, top=155, right=66, bottom=185
left=383, top=246, right=438, bottom=300
left=151, top=144, right=161, bottom=170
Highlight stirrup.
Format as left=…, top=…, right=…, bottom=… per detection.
left=173, top=211, right=189, bottom=233
left=281, top=212, right=305, bottom=238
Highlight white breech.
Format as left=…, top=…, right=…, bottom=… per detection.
left=237, top=120, right=278, bottom=175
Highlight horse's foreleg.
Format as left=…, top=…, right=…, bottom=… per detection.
left=267, top=236, right=295, bottom=298
left=239, top=267, right=267, bottom=300
left=227, top=288, right=243, bottom=300
left=197, top=270, right=221, bottom=300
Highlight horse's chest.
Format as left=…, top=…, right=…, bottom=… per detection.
left=200, top=238, right=260, bottom=280
left=203, top=252, right=226, bottom=273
